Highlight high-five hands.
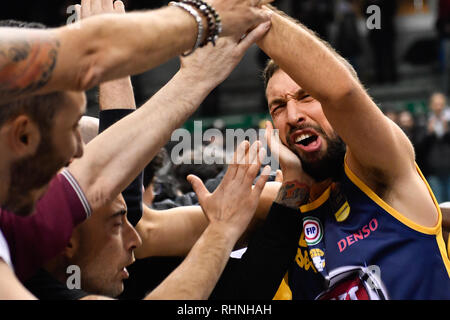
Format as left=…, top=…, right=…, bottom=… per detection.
left=188, top=141, right=271, bottom=242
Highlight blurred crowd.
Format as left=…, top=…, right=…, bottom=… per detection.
left=384, top=91, right=450, bottom=202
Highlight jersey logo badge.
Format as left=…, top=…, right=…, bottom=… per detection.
left=309, top=248, right=326, bottom=272
left=303, top=217, right=323, bottom=246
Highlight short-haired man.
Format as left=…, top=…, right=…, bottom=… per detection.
left=259, top=6, right=450, bottom=299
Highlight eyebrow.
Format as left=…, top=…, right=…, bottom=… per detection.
left=269, top=89, right=308, bottom=111
left=269, top=98, right=286, bottom=111
left=110, top=209, right=127, bottom=219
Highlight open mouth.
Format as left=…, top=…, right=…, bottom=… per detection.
left=295, top=133, right=318, bottom=146
left=291, top=131, right=322, bottom=153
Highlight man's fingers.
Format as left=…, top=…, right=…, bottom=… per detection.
left=249, top=7, right=273, bottom=27
left=253, top=165, right=271, bottom=197
left=275, top=169, right=283, bottom=183
left=81, top=0, right=91, bottom=18
left=91, top=0, right=102, bottom=14
left=248, top=0, right=274, bottom=7
left=187, top=175, right=209, bottom=202
left=257, top=145, right=267, bottom=167
left=248, top=140, right=261, bottom=166
left=224, top=140, right=250, bottom=185
left=114, top=0, right=126, bottom=13
left=74, top=4, right=82, bottom=21
left=102, top=0, right=114, bottom=12
left=265, top=121, right=278, bottom=152
left=235, top=140, right=250, bottom=165
left=237, top=21, right=271, bottom=53
left=259, top=0, right=274, bottom=5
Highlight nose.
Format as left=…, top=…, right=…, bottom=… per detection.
left=286, top=99, right=307, bottom=127
left=124, top=219, right=143, bottom=252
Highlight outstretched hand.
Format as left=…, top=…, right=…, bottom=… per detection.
left=208, top=0, right=273, bottom=40
left=76, top=0, right=126, bottom=18
left=188, top=141, right=271, bottom=242
left=179, top=20, right=271, bottom=89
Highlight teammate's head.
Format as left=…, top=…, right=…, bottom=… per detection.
left=0, top=91, right=86, bottom=216
left=0, top=19, right=85, bottom=216
left=264, top=61, right=348, bottom=181
left=63, top=194, right=142, bottom=297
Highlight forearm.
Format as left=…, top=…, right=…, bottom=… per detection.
left=0, top=7, right=198, bottom=103
left=69, top=69, right=213, bottom=210
left=135, top=206, right=209, bottom=258
left=53, top=8, right=199, bottom=90
left=135, top=182, right=281, bottom=258
left=145, top=225, right=235, bottom=300
left=99, top=78, right=136, bottom=110
left=258, top=7, right=356, bottom=102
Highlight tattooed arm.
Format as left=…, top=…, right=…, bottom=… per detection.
left=0, top=30, right=60, bottom=102
left=0, top=0, right=272, bottom=103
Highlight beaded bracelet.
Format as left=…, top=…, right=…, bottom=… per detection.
left=181, top=0, right=222, bottom=46
left=169, top=1, right=205, bottom=56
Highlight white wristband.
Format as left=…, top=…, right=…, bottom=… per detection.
left=169, top=1, right=204, bottom=56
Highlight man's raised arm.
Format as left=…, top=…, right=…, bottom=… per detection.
left=68, top=21, right=272, bottom=212
left=258, top=7, right=414, bottom=177
left=257, top=7, right=436, bottom=227
left=0, top=0, right=272, bottom=103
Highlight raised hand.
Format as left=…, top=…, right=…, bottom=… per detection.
left=265, top=120, right=313, bottom=208
left=265, top=120, right=333, bottom=206
left=265, top=120, right=307, bottom=182
left=208, top=0, right=274, bottom=39
left=179, top=21, right=271, bottom=90
left=188, top=141, right=271, bottom=242
left=77, top=0, right=125, bottom=18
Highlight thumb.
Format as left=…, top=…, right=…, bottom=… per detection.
left=237, top=21, right=271, bottom=53
left=74, top=4, right=82, bottom=21
left=275, top=169, right=283, bottom=183
left=265, top=120, right=279, bottom=155
left=187, top=175, right=209, bottom=201
left=114, top=0, right=126, bottom=13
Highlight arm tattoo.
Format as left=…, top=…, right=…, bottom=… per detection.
left=0, top=35, right=60, bottom=101
left=275, top=180, right=310, bottom=209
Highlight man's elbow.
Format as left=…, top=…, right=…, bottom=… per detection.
left=74, top=59, right=106, bottom=91
left=319, top=79, right=359, bottom=107
left=84, top=177, right=118, bottom=212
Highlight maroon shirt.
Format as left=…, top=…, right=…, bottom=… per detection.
left=0, top=169, right=91, bottom=282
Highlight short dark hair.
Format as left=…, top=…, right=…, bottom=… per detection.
left=0, top=92, right=65, bottom=133
left=0, top=19, right=46, bottom=29
left=143, top=149, right=167, bottom=189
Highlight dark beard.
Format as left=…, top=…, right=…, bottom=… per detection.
left=300, top=135, right=346, bottom=182
left=287, top=125, right=346, bottom=182
left=3, top=132, right=66, bottom=216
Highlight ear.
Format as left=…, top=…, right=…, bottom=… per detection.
left=64, top=231, right=80, bottom=260
left=6, top=115, right=41, bottom=157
